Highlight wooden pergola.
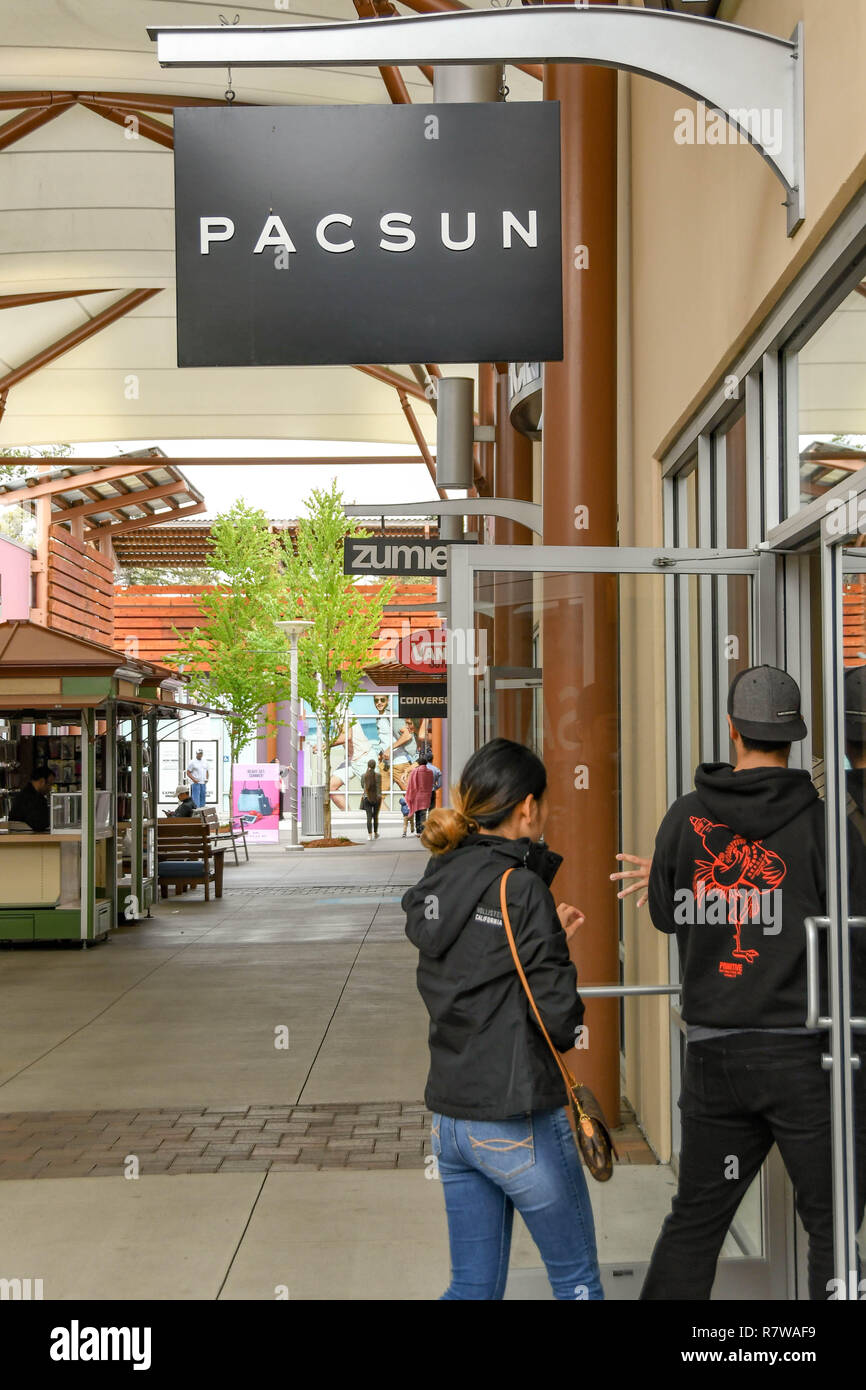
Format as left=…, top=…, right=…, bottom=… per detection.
left=0, top=449, right=204, bottom=643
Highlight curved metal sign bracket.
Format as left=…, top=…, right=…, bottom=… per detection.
left=148, top=8, right=805, bottom=235
left=344, top=497, right=543, bottom=535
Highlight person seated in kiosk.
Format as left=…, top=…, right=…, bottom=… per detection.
left=10, top=765, right=55, bottom=832
left=165, top=784, right=196, bottom=819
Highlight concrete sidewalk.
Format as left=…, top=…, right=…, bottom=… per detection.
left=0, top=829, right=668, bottom=1300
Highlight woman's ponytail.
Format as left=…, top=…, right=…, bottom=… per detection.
left=421, top=798, right=478, bottom=854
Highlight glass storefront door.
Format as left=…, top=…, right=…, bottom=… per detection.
left=819, top=526, right=866, bottom=1298
left=447, top=543, right=792, bottom=1298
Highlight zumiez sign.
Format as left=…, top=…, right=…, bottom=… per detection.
left=173, top=103, right=562, bottom=366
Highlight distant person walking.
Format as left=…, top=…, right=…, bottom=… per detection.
left=402, top=737, right=603, bottom=1301
left=427, top=758, right=443, bottom=811
left=405, top=755, right=435, bottom=836
left=362, top=759, right=382, bottom=841
left=186, top=748, right=208, bottom=808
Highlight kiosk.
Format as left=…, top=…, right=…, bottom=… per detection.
left=0, top=622, right=190, bottom=944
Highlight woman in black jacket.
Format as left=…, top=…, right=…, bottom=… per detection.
left=402, top=738, right=603, bottom=1300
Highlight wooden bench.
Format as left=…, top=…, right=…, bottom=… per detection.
left=197, top=806, right=249, bottom=864
left=157, top=820, right=225, bottom=900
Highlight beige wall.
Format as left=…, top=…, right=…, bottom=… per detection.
left=631, top=0, right=866, bottom=485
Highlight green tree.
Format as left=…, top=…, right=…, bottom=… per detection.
left=281, top=480, right=394, bottom=838
left=166, top=500, right=286, bottom=789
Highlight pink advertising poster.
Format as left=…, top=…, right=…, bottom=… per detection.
left=232, top=764, right=281, bottom=843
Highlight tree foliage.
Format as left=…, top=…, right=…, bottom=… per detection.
left=281, top=480, right=394, bottom=837
left=166, top=500, right=286, bottom=774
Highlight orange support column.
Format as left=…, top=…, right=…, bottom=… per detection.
left=493, top=368, right=535, bottom=745
left=431, top=716, right=444, bottom=796
left=541, top=0, right=620, bottom=1125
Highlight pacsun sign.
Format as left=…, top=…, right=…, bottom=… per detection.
left=173, top=103, right=562, bottom=366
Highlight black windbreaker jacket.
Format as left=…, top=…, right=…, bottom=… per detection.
left=402, top=833, right=583, bottom=1120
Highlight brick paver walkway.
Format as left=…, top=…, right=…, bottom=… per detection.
left=0, top=1099, right=656, bottom=1178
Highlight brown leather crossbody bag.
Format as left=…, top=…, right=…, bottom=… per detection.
left=499, top=868, right=618, bottom=1182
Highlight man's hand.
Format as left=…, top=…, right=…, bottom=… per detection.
left=556, top=903, right=585, bottom=941
left=610, top=852, right=652, bottom=908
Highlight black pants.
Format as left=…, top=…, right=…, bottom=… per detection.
left=364, top=799, right=380, bottom=833
left=641, top=1032, right=864, bottom=1302
left=414, top=808, right=427, bottom=834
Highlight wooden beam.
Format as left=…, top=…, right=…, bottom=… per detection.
left=0, top=102, right=74, bottom=152
left=352, top=0, right=412, bottom=104
left=61, top=481, right=194, bottom=523
left=74, top=482, right=136, bottom=525
left=86, top=503, right=207, bottom=540
left=81, top=101, right=174, bottom=151
left=397, top=390, right=442, bottom=495
left=353, top=364, right=428, bottom=402
left=0, top=289, right=162, bottom=394
left=110, top=474, right=157, bottom=516
left=390, top=0, right=543, bottom=79
left=0, top=460, right=171, bottom=506
left=0, top=90, right=236, bottom=114
left=0, top=290, right=115, bottom=310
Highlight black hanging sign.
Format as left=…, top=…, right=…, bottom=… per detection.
left=344, top=536, right=466, bottom=576
left=173, top=102, right=562, bottom=366
left=398, top=683, right=448, bottom=719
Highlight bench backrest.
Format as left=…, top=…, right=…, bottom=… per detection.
left=157, top=820, right=211, bottom=861
left=197, top=807, right=220, bottom=832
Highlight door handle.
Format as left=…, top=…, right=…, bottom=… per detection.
left=804, top=915, right=866, bottom=1030
left=577, top=984, right=681, bottom=998
left=804, top=917, right=832, bottom=1030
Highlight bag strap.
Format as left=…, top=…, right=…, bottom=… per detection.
left=499, top=867, right=579, bottom=1097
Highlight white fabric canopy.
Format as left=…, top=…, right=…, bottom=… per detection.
left=0, top=0, right=534, bottom=449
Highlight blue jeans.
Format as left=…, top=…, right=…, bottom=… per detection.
left=432, top=1106, right=604, bottom=1300
left=190, top=781, right=206, bottom=807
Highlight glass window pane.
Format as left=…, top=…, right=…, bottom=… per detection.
left=798, top=284, right=866, bottom=509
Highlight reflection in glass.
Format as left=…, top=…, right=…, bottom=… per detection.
left=798, top=285, right=866, bottom=510
left=840, top=571, right=866, bottom=1277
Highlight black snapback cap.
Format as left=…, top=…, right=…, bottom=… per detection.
left=728, top=665, right=807, bottom=743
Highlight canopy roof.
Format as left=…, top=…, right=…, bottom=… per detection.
left=0, top=447, right=205, bottom=534
left=0, top=0, right=535, bottom=451
left=0, top=618, right=183, bottom=683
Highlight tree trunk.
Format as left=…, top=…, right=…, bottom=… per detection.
left=323, top=728, right=332, bottom=840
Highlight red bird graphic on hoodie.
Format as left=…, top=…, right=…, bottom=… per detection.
left=689, top=816, right=787, bottom=966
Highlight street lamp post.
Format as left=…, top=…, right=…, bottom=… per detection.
left=275, top=620, right=313, bottom=850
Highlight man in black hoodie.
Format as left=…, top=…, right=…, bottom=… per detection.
left=642, top=665, right=862, bottom=1301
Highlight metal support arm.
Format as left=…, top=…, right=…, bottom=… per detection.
left=344, top=496, right=542, bottom=534
left=148, top=8, right=805, bottom=234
